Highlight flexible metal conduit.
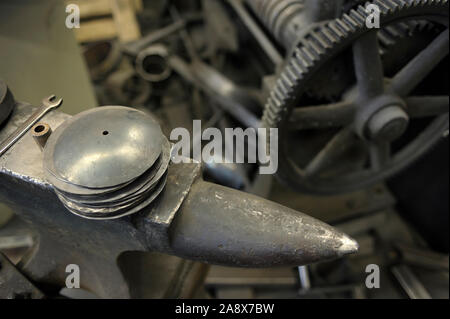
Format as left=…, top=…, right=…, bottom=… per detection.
left=245, top=0, right=306, bottom=49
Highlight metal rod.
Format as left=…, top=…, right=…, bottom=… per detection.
left=228, top=0, right=283, bottom=65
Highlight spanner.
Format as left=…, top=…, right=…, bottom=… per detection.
left=0, top=95, right=63, bottom=157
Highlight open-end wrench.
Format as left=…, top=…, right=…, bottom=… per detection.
left=0, top=95, right=63, bottom=157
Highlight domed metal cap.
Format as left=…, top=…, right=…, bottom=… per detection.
left=44, top=106, right=163, bottom=189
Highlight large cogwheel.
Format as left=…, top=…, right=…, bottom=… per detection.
left=263, top=0, right=449, bottom=194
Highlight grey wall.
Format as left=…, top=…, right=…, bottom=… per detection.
left=0, top=0, right=97, bottom=114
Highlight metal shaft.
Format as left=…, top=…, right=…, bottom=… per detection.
left=169, top=56, right=261, bottom=129
left=245, top=0, right=343, bottom=49
left=227, top=0, right=283, bottom=65
left=245, top=0, right=306, bottom=49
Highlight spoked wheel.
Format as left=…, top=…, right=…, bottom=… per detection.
left=263, top=0, right=449, bottom=194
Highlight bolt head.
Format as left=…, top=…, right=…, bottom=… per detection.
left=367, top=106, right=409, bottom=142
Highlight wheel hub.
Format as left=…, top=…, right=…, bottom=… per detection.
left=367, top=105, right=409, bottom=142
left=356, top=95, right=409, bottom=142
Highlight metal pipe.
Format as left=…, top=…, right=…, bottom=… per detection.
left=227, top=0, right=283, bottom=65
left=136, top=44, right=172, bottom=83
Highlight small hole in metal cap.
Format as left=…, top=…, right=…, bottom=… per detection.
left=103, top=131, right=109, bottom=136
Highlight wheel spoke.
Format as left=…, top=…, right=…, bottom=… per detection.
left=406, top=96, right=449, bottom=118
left=353, top=31, right=385, bottom=100
left=289, top=101, right=355, bottom=130
left=304, top=127, right=355, bottom=177
left=369, top=143, right=391, bottom=171
left=390, top=29, right=449, bottom=97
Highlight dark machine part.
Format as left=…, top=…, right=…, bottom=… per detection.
left=261, top=0, right=449, bottom=194
left=105, top=68, right=152, bottom=106
left=0, top=80, right=15, bottom=126
left=202, top=0, right=239, bottom=53
left=245, top=0, right=344, bottom=50
left=168, top=56, right=262, bottom=128
left=303, top=20, right=443, bottom=101
left=0, top=101, right=357, bottom=298
left=389, top=138, right=449, bottom=253
left=121, top=12, right=203, bottom=57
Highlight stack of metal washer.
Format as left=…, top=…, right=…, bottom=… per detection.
left=43, top=106, right=171, bottom=220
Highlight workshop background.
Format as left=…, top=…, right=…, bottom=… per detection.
left=0, top=0, right=448, bottom=299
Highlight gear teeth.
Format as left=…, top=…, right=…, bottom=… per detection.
left=391, top=0, right=408, bottom=8
left=374, top=0, right=394, bottom=12
left=349, top=9, right=367, bottom=25
left=335, top=18, right=352, bottom=34
left=262, top=0, right=449, bottom=135
left=290, top=58, right=306, bottom=75
left=320, top=27, right=340, bottom=44
left=328, top=21, right=347, bottom=38
left=273, top=86, right=286, bottom=101
left=305, top=38, right=325, bottom=56
left=383, top=0, right=399, bottom=10
left=310, top=31, right=332, bottom=49
left=285, top=65, right=300, bottom=83
left=302, top=46, right=320, bottom=61
left=294, top=47, right=313, bottom=68
left=384, top=25, right=406, bottom=37
left=280, top=74, right=294, bottom=91
left=342, top=13, right=359, bottom=30
left=270, top=91, right=282, bottom=107
left=378, top=30, right=396, bottom=47
left=277, top=77, right=293, bottom=96
left=398, top=21, right=414, bottom=34
left=356, top=5, right=370, bottom=20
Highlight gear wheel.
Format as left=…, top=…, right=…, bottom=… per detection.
left=263, top=0, right=449, bottom=194
left=379, top=20, right=443, bottom=75
left=305, top=19, right=441, bottom=101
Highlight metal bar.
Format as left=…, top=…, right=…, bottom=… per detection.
left=369, top=142, right=391, bottom=171
left=392, top=265, right=432, bottom=299
left=406, top=96, right=449, bottom=118
left=289, top=101, right=355, bottom=130
left=390, top=29, right=449, bottom=97
left=298, top=266, right=311, bottom=290
left=228, top=0, right=283, bottom=65
left=304, top=127, right=355, bottom=177
left=353, top=31, right=385, bottom=100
